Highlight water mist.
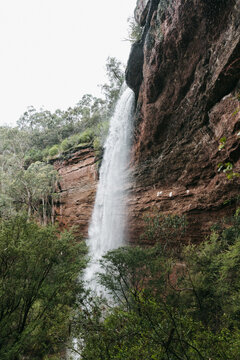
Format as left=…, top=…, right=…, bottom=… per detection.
left=84, top=86, right=135, bottom=292
left=68, top=86, right=135, bottom=359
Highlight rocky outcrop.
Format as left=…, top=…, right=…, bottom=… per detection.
left=134, top=0, right=150, bottom=26
left=126, top=0, right=161, bottom=96
left=53, top=147, right=98, bottom=239
left=127, top=0, right=240, bottom=244
left=126, top=42, right=144, bottom=96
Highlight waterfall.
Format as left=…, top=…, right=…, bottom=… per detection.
left=84, top=86, right=135, bottom=293
left=67, top=86, right=135, bottom=360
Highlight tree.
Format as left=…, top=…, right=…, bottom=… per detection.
left=0, top=159, right=58, bottom=222
left=100, top=57, right=125, bottom=114
left=0, top=215, right=87, bottom=359
left=126, top=16, right=143, bottom=43
left=73, top=213, right=240, bottom=360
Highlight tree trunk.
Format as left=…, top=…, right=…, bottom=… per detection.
left=42, top=197, right=47, bottom=226
left=51, top=196, right=55, bottom=225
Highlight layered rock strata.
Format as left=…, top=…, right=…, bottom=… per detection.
left=127, top=0, right=240, bottom=244
left=53, top=147, right=98, bottom=239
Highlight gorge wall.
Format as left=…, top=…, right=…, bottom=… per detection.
left=127, top=0, right=240, bottom=244
left=55, top=0, right=240, bottom=245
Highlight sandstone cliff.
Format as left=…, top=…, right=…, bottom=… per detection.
left=53, top=147, right=98, bottom=238
left=127, top=0, right=240, bottom=243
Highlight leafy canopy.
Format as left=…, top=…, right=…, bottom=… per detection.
left=0, top=215, right=87, bottom=359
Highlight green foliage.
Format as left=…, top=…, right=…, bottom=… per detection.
left=73, top=213, right=240, bottom=360
left=48, top=144, right=60, bottom=157
left=0, top=56, right=124, bottom=224
left=92, top=121, right=110, bottom=157
left=126, top=16, right=142, bottom=43
left=47, top=123, right=108, bottom=159
left=12, top=56, right=124, bottom=166
left=217, top=162, right=240, bottom=179
left=181, top=213, right=240, bottom=329
left=77, top=128, right=94, bottom=144
left=218, top=136, right=226, bottom=150
left=0, top=215, right=87, bottom=359
left=217, top=161, right=240, bottom=180
left=217, top=135, right=240, bottom=180
left=98, top=245, right=170, bottom=307
left=57, top=128, right=95, bottom=154
left=61, top=137, right=73, bottom=152
left=141, top=212, right=187, bottom=251
left=100, top=57, right=124, bottom=114
left=93, top=137, right=101, bottom=153
left=0, top=158, right=58, bottom=222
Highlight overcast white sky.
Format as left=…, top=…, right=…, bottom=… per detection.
left=0, top=0, right=137, bottom=126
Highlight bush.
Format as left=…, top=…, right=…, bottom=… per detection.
left=126, top=16, right=143, bottom=43
left=93, top=137, right=100, bottom=151
left=59, top=128, right=95, bottom=153
left=48, top=144, right=60, bottom=157
left=61, top=137, right=72, bottom=151
left=24, top=148, right=45, bottom=165
left=77, top=128, right=94, bottom=144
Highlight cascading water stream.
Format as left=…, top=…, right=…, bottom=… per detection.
left=68, top=86, right=135, bottom=359
left=84, top=85, right=135, bottom=293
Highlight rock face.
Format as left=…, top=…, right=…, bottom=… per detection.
left=134, top=0, right=150, bottom=26
left=126, top=42, right=144, bottom=96
left=127, top=0, right=240, bottom=244
left=126, top=0, right=161, bottom=96
left=53, top=147, right=98, bottom=239
left=53, top=0, right=240, bottom=247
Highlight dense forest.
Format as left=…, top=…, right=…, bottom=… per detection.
left=1, top=211, right=240, bottom=359
left=1, top=1, right=240, bottom=359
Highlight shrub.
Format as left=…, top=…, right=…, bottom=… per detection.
left=126, top=16, right=143, bottom=43
left=61, top=138, right=72, bottom=151
left=24, top=148, right=45, bottom=165
left=48, top=144, right=60, bottom=157
left=59, top=129, right=95, bottom=153
left=93, top=137, right=101, bottom=152
left=77, top=128, right=94, bottom=144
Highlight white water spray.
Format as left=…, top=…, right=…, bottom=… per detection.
left=67, top=86, right=135, bottom=359
left=84, top=86, right=135, bottom=292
